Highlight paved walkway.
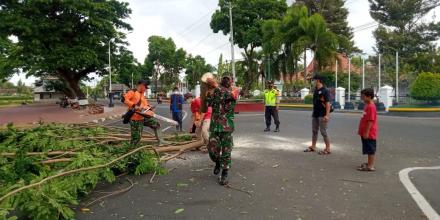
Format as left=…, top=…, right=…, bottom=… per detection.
left=0, top=103, right=126, bottom=126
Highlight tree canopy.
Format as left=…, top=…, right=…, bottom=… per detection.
left=185, top=55, right=214, bottom=90
left=210, top=0, right=287, bottom=94
left=0, top=0, right=132, bottom=98
left=296, top=0, right=358, bottom=54
left=144, top=36, right=186, bottom=93
left=369, top=0, right=440, bottom=81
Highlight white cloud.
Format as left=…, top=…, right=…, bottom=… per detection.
left=13, top=0, right=439, bottom=86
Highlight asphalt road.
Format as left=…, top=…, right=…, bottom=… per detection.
left=77, top=103, right=440, bottom=220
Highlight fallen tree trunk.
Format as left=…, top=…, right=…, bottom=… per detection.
left=0, top=145, right=156, bottom=203
left=1, top=151, right=78, bottom=157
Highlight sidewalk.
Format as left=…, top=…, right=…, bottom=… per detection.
left=0, top=103, right=126, bottom=127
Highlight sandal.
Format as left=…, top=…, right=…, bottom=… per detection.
left=318, top=149, right=331, bottom=155
left=303, top=147, right=316, bottom=152
left=358, top=163, right=368, bottom=169
left=357, top=166, right=375, bottom=172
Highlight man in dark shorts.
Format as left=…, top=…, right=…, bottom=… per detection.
left=357, top=88, right=378, bottom=171
left=304, top=75, right=332, bottom=155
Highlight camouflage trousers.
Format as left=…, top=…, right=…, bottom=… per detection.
left=130, top=117, right=161, bottom=146
left=207, top=132, right=233, bottom=170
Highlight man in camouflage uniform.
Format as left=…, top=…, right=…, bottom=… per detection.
left=124, top=80, right=164, bottom=146
left=205, top=75, right=238, bottom=185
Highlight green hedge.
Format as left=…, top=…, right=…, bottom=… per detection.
left=0, top=96, right=33, bottom=101
left=304, top=94, right=313, bottom=104
left=410, top=72, right=440, bottom=101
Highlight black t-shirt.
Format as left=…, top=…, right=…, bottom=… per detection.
left=312, top=87, right=330, bottom=118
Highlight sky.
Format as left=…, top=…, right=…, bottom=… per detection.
left=5, top=0, right=403, bottom=86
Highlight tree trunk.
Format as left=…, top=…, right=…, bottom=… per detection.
left=59, top=71, right=86, bottom=99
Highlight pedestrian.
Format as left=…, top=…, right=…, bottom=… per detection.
left=357, top=88, right=378, bottom=171
left=264, top=81, right=280, bottom=132
left=304, top=75, right=332, bottom=155
left=123, top=80, right=166, bottom=146
left=170, top=87, right=184, bottom=132
left=203, top=74, right=239, bottom=185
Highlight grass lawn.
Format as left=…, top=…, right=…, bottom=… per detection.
left=0, top=96, right=33, bottom=107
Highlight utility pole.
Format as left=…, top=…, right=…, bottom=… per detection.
left=131, top=72, right=134, bottom=89
left=396, top=51, right=399, bottom=103
left=155, top=59, right=160, bottom=98
left=378, top=53, right=381, bottom=91
left=228, top=1, right=236, bottom=84
left=362, top=57, right=365, bottom=89
left=348, top=57, right=351, bottom=102
left=335, top=59, right=338, bottom=89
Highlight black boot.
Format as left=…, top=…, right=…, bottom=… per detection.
left=264, top=127, right=270, bottom=132
left=213, top=161, right=221, bottom=175
left=219, top=169, right=229, bottom=185
left=274, top=126, right=280, bottom=132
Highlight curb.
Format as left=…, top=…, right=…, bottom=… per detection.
left=388, top=107, right=440, bottom=112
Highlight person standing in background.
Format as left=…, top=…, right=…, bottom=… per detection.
left=304, top=75, right=332, bottom=155
left=264, top=81, right=280, bottom=132
left=170, top=87, right=184, bottom=132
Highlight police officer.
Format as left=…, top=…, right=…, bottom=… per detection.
left=264, top=80, right=280, bottom=132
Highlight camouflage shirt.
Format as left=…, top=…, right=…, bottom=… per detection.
left=206, top=86, right=236, bottom=133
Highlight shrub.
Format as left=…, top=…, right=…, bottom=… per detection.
left=410, top=72, right=440, bottom=101
left=304, top=94, right=313, bottom=104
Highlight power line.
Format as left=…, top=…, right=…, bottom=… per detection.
left=207, top=42, right=229, bottom=55
left=176, top=8, right=216, bottom=38
left=354, top=23, right=378, bottom=32
left=353, top=21, right=377, bottom=30
left=190, top=32, right=215, bottom=51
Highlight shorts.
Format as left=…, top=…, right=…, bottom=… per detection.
left=361, top=138, right=376, bottom=155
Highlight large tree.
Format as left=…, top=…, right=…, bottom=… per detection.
left=210, top=0, right=287, bottom=94
left=262, top=4, right=309, bottom=81
left=114, top=49, right=144, bottom=89
left=0, top=37, right=19, bottom=80
left=369, top=0, right=440, bottom=82
left=144, top=36, right=186, bottom=93
left=296, top=0, right=358, bottom=54
left=0, top=0, right=132, bottom=98
left=185, top=55, right=215, bottom=90
left=262, top=4, right=337, bottom=81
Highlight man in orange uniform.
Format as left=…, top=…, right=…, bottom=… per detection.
left=124, top=80, right=164, bottom=146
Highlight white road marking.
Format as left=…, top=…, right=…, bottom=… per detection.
left=399, top=166, right=440, bottom=220
left=162, top=110, right=187, bottom=132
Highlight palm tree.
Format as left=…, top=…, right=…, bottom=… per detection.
left=299, top=13, right=338, bottom=77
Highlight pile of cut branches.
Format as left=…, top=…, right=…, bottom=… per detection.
left=0, top=123, right=203, bottom=220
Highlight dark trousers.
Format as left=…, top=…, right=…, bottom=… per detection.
left=265, top=106, right=280, bottom=128
left=172, top=111, right=183, bottom=131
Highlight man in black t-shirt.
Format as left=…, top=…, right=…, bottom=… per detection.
left=304, top=75, right=332, bottom=155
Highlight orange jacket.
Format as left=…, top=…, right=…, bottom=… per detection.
left=123, top=90, right=150, bottom=121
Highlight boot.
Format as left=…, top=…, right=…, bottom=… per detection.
left=213, top=161, right=221, bottom=175
left=274, top=126, right=280, bottom=132
left=264, top=127, right=270, bottom=132
left=154, top=129, right=169, bottom=145
left=219, top=169, right=229, bottom=185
